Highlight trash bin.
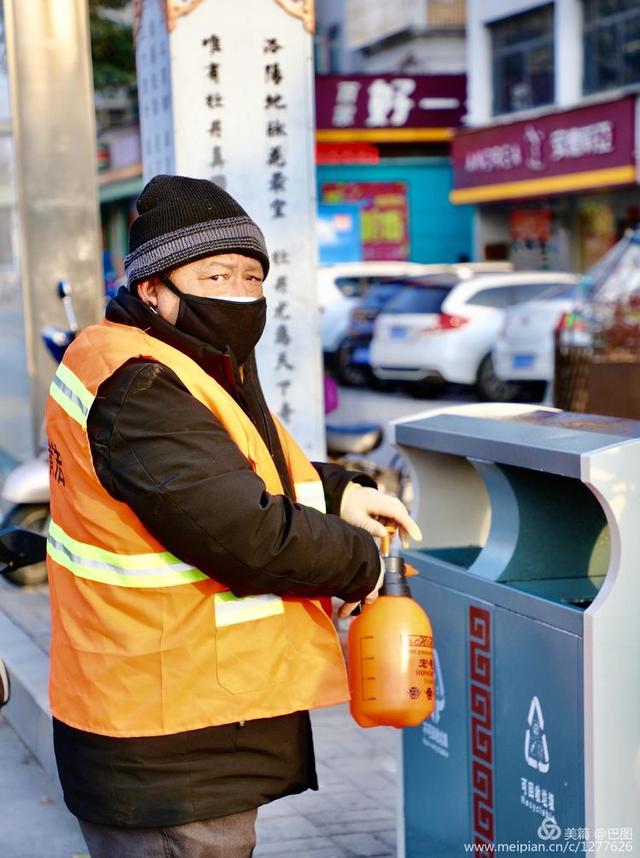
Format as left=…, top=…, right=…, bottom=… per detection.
left=392, top=403, right=640, bottom=856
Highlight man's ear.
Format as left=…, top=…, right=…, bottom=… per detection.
left=136, top=278, right=160, bottom=307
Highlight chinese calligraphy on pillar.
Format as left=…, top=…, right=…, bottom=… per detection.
left=202, top=33, right=226, bottom=187
left=263, top=36, right=296, bottom=424
left=135, top=0, right=323, bottom=457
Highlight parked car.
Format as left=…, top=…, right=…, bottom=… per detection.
left=493, top=276, right=581, bottom=390
left=319, top=261, right=440, bottom=381
left=325, top=262, right=514, bottom=386
left=370, top=271, right=578, bottom=401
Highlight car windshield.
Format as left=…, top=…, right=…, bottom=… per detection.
left=526, top=283, right=579, bottom=302
left=383, top=280, right=453, bottom=315
left=360, top=283, right=404, bottom=310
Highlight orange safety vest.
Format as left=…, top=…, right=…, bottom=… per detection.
left=45, top=320, right=349, bottom=738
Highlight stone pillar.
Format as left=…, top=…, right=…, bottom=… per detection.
left=135, top=0, right=324, bottom=457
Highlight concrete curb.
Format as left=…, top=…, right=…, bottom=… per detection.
left=0, top=608, right=56, bottom=780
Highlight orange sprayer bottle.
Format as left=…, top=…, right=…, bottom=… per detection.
left=347, top=526, right=435, bottom=728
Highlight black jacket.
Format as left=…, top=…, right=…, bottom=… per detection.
left=54, top=289, right=380, bottom=827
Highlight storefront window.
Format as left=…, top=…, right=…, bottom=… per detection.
left=583, top=0, right=640, bottom=94
left=491, top=5, right=554, bottom=115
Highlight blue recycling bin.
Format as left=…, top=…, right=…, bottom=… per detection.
left=393, top=404, right=640, bottom=856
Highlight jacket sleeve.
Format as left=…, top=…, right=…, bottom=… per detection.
left=87, top=360, right=381, bottom=602
left=311, top=461, right=377, bottom=517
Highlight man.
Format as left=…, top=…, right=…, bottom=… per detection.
left=46, top=175, right=420, bottom=857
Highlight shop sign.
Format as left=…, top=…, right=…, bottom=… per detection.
left=509, top=209, right=552, bottom=243
left=316, top=74, right=466, bottom=141
left=315, top=141, right=379, bottom=165
left=451, top=97, right=636, bottom=204
left=321, top=181, right=409, bottom=261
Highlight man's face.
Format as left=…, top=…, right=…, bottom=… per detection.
left=137, top=253, right=265, bottom=325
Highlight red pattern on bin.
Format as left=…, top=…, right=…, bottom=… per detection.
left=469, top=605, right=495, bottom=847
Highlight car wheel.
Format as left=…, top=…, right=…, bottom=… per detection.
left=476, top=355, right=523, bottom=402
left=336, top=340, right=370, bottom=387
left=1, top=503, right=50, bottom=586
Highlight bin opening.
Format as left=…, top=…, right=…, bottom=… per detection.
left=409, top=463, right=610, bottom=612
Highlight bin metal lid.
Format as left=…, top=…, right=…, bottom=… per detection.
left=394, top=406, right=640, bottom=478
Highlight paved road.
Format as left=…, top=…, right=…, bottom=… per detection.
left=0, top=716, right=86, bottom=858
left=0, top=704, right=397, bottom=858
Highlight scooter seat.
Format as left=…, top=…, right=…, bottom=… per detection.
left=326, top=422, right=384, bottom=456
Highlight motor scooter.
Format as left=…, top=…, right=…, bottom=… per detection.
left=0, top=281, right=76, bottom=585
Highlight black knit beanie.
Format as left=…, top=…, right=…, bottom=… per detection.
left=124, top=175, right=270, bottom=287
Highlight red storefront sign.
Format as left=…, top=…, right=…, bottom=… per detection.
left=315, top=142, right=380, bottom=165
left=321, top=181, right=409, bottom=261
left=451, top=97, right=636, bottom=204
left=316, top=74, right=466, bottom=142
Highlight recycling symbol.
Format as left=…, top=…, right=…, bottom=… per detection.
left=537, top=816, right=561, bottom=841
left=525, top=696, right=550, bottom=773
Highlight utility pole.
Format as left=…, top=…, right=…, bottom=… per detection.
left=2, top=0, right=103, bottom=454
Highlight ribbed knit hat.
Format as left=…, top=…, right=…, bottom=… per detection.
left=124, top=175, right=269, bottom=287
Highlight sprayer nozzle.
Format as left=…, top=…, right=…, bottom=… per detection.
left=380, top=520, right=397, bottom=557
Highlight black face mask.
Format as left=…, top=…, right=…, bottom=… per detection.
left=159, top=275, right=267, bottom=365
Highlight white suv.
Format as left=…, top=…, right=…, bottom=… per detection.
left=493, top=277, right=580, bottom=387
left=370, top=271, right=578, bottom=400
left=319, top=261, right=512, bottom=383
left=319, top=261, right=438, bottom=354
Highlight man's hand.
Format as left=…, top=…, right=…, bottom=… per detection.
left=339, top=483, right=422, bottom=545
left=337, top=484, right=422, bottom=619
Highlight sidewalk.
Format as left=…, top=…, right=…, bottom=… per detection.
left=0, top=578, right=398, bottom=858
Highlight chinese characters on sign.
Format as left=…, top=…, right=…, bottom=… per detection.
left=452, top=96, right=636, bottom=200
left=520, top=776, right=555, bottom=819
left=463, top=121, right=615, bottom=176
left=263, top=37, right=295, bottom=425
left=137, top=0, right=324, bottom=455
left=202, top=33, right=225, bottom=188
left=315, top=75, right=466, bottom=131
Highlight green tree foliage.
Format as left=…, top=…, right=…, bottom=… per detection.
left=89, top=0, right=136, bottom=91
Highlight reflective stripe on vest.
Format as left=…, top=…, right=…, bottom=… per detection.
left=294, top=481, right=327, bottom=513
left=214, top=591, right=284, bottom=627
left=47, top=520, right=209, bottom=588
left=49, top=364, right=95, bottom=428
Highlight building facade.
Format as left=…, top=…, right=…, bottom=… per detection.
left=315, top=0, right=474, bottom=264
left=457, top=0, right=640, bottom=272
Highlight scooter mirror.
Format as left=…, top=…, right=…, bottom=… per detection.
left=0, top=527, right=47, bottom=575
left=57, top=280, right=72, bottom=299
